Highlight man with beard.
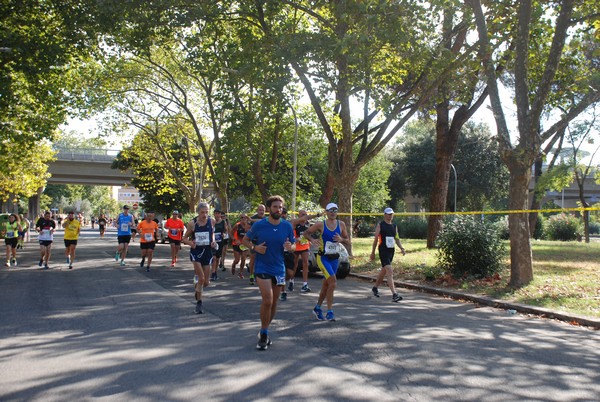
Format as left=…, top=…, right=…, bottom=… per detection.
left=243, top=196, right=295, bottom=350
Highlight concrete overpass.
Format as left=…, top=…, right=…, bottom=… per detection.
left=25, top=148, right=133, bottom=219
left=47, top=148, right=134, bottom=186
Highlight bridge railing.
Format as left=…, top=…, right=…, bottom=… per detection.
left=54, top=147, right=120, bottom=162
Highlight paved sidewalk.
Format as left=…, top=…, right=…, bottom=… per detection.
left=351, top=273, right=600, bottom=329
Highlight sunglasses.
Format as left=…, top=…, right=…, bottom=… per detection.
left=327, top=209, right=338, bottom=213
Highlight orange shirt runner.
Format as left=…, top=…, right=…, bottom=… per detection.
left=165, top=218, right=185, bottom=241
left=137, top=220, right=159, bottom=243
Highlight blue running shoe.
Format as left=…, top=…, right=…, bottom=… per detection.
left=326, top=310, right=336, bottom=321
left=115, top=251, right=120, bottom=261
left=279, top=292, right=287, bottom=301
left=313, top=306, right=324, bottom=321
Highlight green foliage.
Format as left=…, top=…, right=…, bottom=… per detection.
left=353, top=153, right=392, bottom=214
left=589, top=221, right=600, bottom=235
left=112, top=119, right=202, bottom=214
left=397, top=218, right=429, bottom=239
left=493, top=217, right=510, bottom=240
left=390, top=120, right=509, bottom=210
left=544, top=214, right=583, bottom=241
left=535, top=163, right=573, bottom=197
left=0, top=141, right=54, bottom=202
left=436, top=215, right=506, bottom=279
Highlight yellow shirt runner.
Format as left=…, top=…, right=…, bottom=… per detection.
left=63, top=219, right=81, bottom=240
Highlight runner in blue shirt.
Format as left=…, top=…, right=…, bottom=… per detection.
left=115, top=205, right=134, bottom=266
left=243, top=195, right=295, bottom=351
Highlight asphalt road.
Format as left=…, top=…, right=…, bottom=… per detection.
left=1, top=227, right=598, bottom=401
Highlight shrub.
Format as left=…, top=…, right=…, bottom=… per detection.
left=493, top=217, right=510, bottom=240
left=436, top=215, right=506, bottom=279
left=492, top=214, right=543, bottom=240
left=588, top=221, right=600, bottom=235
left=397, top=218, right=428, bottom=239
left=544, top=214, right=582, bottom=241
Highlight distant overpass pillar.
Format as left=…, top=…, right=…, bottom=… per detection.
left=28, top=187, right=43, bottom=220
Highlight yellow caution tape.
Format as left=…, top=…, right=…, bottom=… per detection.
left=297, top=206, right=600, bottom=218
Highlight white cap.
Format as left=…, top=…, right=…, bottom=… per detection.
left=325, top=203, right=338, bottom=211
left=384, top=207, right=394, bottom=214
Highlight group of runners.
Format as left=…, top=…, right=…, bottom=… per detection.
left=2, top=198, right=406, bottom=351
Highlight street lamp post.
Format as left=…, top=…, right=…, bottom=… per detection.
left=450, top=163, right=457, bottom=212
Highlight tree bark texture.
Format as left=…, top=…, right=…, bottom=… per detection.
left=507, top=165, right=534, bottom=287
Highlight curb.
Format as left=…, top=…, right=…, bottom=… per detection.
left=349, top=272, right=600, bottom=330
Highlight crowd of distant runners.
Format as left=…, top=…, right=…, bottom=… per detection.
left=2, top=197, right=407, bottom=351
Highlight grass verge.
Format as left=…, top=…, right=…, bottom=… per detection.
left=350, top=238, right=600, bottom=319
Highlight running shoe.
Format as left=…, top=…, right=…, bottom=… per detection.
left=256, top=332, right=270, bottom=351
left=170, top=261, right=175, bottom=268
left=301, top=284, right=311, bottom=293
left=238, top=272, right=244, bottom=279
left=115, top=251, right=120, bottom=261
left=392, top=293, right=403, bottom=302
left=11, top=258, right=16, bottom=266
left=195, top=300, right=203, bottom=314
left=249, top=275, right=255, bottom=286
left=279, top=292, right=287, bottom=301
left=326, top=310, right=336, bottom=321
left=313, top=306, right=324, bottom=321
left=68, top=264, right=73, bottom=270
left=372, top=286, right=380, bottom=297
left=38, top=259, right=43, bottom=267
left=220, top=263, right=226, bottom=271
left=257, top=331, right=273, bottom=346
left=145, top=266, right=150, bottom=272
left=139, top=257, right=145, bottom=268
left=44, top=264, right=49, bottom=270
left=4, top=261, right=9, bottom=267
left=120, top=260, right=126, bottom=266
left=287, top=281, right=294, bottom=292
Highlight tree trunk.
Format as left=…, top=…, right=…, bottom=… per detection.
left=335, top=169, right=360, bottom=256
left=577, top=180, right=590, bottom=243
left=507, top=165, right=534, bottom=287
left=427, top=150, right=453, bottom=248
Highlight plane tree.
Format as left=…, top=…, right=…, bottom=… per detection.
left=469, top=0, right=600, bottom=286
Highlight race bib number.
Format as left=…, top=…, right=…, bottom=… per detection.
left=120, top=223, right=129, bottom=232
left=39, top=229, right=51, bottom=240
left=195, top=232, right=210, bottom=246
left=6, top=231, right=14, bottom=238
left=170, top=229, right=179, bottom=236
left=324, top=241, right=340, bottom=255
left=215, top=233, right=223, bottom=242
left=385, top=236, right=395, bottom=248
left=276, top=274, right=286, bottom=286
left=144, top=233, right=153, bottom=241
